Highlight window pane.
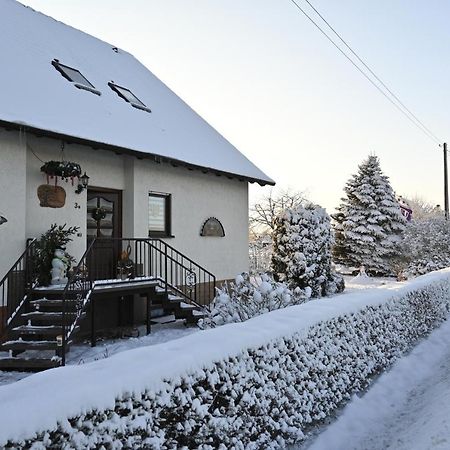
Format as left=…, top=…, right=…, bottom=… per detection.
left=99, top=198, right=114, bottom=212
left=99, top=228, right=113, bottom=237
left=87, top=197, right=97, bottom=212
left=64, top=67, right=90, bottom=85
left=87, top=228, right=97, bottom=237
left=149, top=196, right=166, bottom=232
left=99, top=213, right=113, bottom=228
left=57, top=64, right=94, bottom=88
left=116, top=85, right=145, bottom=107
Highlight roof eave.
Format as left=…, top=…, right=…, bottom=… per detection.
left=0, top=119, right=275, bottom=186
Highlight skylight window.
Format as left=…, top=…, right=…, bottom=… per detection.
left=52, top=60, right=100, bottom=95
left=108, top=82, right=151, bottom=113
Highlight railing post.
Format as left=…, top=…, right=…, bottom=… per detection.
left=62, top=289, right=66, bottom=366
left=134, top=240, right=139, bottom=277
left=149, top=240, right=152, bottom=278
left=164, top=242, right=168, bottom=295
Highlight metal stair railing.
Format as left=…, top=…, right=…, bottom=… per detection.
left=61, top=238, right=97, bottom=365
left=0, top=239, right=37, bottom=338
left=73, top=237, right=216, bottom=308
left=142, top=239, right=216, bottom=308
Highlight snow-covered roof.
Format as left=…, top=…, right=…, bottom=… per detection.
left=0, top=0, right=274, bottom=186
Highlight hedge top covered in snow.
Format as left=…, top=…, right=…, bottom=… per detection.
left=1, top=269, right=450, bottom=445
left=0, top=0, right=273, bottom=185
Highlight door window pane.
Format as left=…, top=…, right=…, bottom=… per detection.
left=99, top=197, right=114, bottom=212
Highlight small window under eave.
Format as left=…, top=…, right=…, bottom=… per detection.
left=108, top=82, right=151, bottom=113
left=52, top=59, right=101, bottom=96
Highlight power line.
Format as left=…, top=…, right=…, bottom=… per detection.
left=287, top=0, right=442, bottom=146
left=301, top=0, right=442, bottom=145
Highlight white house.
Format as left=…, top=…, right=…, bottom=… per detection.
left=0, top=1, right=273, bottom=369
left=0, top=0, right=273, bottom=281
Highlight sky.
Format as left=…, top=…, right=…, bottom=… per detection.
left=17, top=0, right=450, bottom=212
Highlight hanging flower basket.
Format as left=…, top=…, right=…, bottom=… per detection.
left=41, top=161, right=82, bottom=186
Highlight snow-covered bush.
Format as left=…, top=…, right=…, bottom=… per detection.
left=5, top=272, right=450, bottom=449
left=200, top=272, right=308, bottom=328
left=401, top=216, right=450, bottom=277
left=333, top=155, right=406, bottom=275
left=272, top=203, right=345, bottom=297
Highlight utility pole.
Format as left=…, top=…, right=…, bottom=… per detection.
left=444, top=142, right=449, bottom=220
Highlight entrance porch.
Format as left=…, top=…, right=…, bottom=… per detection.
left=0, top=237, right=215, bottom=371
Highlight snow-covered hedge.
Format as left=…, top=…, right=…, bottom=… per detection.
left=2, top=271, right=450, bottom=449
left=200, top=272, right=309, bottom=328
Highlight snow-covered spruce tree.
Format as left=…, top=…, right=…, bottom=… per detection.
left=332, top=155, right=406, bottom=275
left=271, top=203, right=345, bottom=297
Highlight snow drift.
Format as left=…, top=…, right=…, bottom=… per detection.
left=1, top=269, right=450, bottom=448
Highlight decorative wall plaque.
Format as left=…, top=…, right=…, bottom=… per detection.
left=200, top=217, right=225, bottom=237
left=37, top=185, right=66, bottom=208
left=186, top=271, right=196, bottom=288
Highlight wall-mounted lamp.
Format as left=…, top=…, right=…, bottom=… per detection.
left=0, top=215, right=7, bottom=225
left=75, top=172, right=90, bottom=194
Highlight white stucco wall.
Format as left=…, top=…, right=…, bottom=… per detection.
left=132, top=159, right=249, bottom=280
left=24, top=135, right=125, bottom=262
left=0, top=130, right=27, bottom=279
left=1, top=129, right=249, bottom=281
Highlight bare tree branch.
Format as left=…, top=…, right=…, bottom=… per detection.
left=250, top=189, right=307, bottom=233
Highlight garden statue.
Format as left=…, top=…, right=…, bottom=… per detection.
left=51, top=248, right=69, bottom=285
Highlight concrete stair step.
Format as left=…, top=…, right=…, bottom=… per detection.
left=0, top=357, right=62, bottom=372
left=151, top=314, right=177, bottom=325
left=11, top=325, right=63, bottom=337
left=29, top=298, right=79, bottom=312
left=22, top=311, right=63, bottom=321
left=1, top=340, right=59, bottom=352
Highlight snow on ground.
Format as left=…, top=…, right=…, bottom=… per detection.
left=0, top=269, right=449, bottom=445
left=0, top=275, right=405, bottom=388
left=0, top=320, right=197, bottom=387
left=300, top=307, right=450, bottom=450
left=343, top=273, right=398, bottom=292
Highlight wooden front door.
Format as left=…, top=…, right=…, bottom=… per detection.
left=87, top=188, right=122, bottom=280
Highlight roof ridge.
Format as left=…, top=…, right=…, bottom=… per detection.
left=16, top=0, right=131, bottom=58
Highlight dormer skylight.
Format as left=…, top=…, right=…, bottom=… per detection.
left=108, top=82, right=151, bottom=113
left=52, top=59, right=101, bottom=95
